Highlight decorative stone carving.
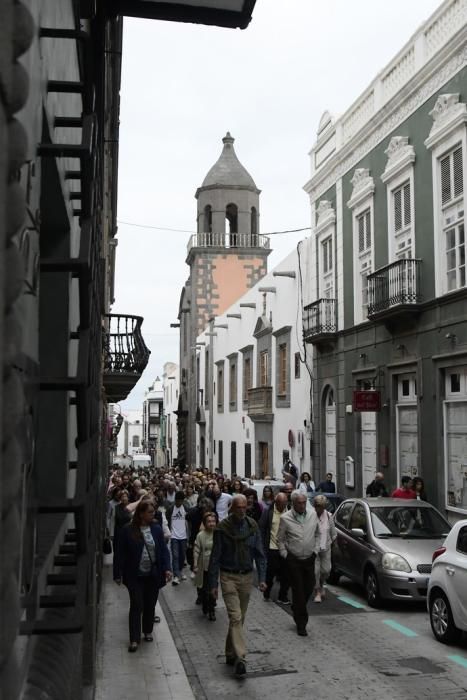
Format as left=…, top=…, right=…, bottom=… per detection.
left=347, top=169, right=375, bottom=209
left=315, top=199, right=336, bottom=233
left=425, top=93, right=467, bottom=148
left=381, top=136, right=416, bottom=183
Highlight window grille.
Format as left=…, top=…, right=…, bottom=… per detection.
left=441, top=146, right=463, bottom=205
left=358, top=209, right=371, bottom=252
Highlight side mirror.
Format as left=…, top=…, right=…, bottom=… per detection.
left=350, top=528, right=365, bottom=538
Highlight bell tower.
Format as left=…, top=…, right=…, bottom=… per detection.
left=178, top=132, right=271, bottom=468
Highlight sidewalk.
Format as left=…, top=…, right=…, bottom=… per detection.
left=95, top=557, right=194, bottom=700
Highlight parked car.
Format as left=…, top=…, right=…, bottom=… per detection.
left=330, top=498, right=451, bottom=607
left=428, top=519, right=467, bottom=644
left=241, top=479, right=283, bottom=501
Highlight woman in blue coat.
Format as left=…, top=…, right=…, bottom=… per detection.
left=119, top=500, right=172, bottom=652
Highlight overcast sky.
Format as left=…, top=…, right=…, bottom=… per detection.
left=114, top=0, right=442, bottom=412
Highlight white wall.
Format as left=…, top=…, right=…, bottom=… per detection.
left=196, top=244, right=313, bottom=478
left=163, top=362, right=179, bottom=464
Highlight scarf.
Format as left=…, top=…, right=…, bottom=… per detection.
left=217, top=515, right=258, bottom=570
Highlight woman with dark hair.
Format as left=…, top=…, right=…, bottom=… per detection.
left=298, top=472, right=316, bottom=495
left=118, top=501, right=171, bottom=652
left=262, top=485, right=275, bottom=508
left=244, top=488, right=263, bottom=521
left=412, top=477, right=428, bottom=501
left=231, top=478, right=244, bottom=495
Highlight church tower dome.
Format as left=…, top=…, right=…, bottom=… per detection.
left=195, top=132, right=261, bottom=237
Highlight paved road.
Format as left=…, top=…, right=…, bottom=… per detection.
left=160, top=572, right=467, bottom=700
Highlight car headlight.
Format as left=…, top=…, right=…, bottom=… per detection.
left=382, top=552, right=411, bottom=573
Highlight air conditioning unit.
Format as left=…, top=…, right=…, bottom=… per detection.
left=297, top=430, right=304, bottom=458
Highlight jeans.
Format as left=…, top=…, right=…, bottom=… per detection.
left=171, top=538, right=187, bottom=577
left=126, top=576, right=159, bottom=643
left=287, top=553, right=316, bottom=631
left=220, top=571, right=253, bottom=662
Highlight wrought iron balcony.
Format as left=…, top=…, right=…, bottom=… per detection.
left=103, top=314, right=150, bottom=402
left=187, top=232, right=270, bottom=254
left=247, top=386, right=273, bottom=422
left=368, top=259, right=421, bottom=321
left=303, top=298, right=337, bottom=344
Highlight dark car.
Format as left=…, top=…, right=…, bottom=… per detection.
left=330, top=498, right=451, bottom=607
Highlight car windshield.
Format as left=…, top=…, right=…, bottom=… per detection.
left=370, top=505, right=450, bottom=539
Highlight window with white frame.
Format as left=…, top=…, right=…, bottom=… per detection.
left=347, top=168, right=375, bottom=325
left=321, top=236, right=334, bottom=298
left=357, top=209, right=372, bottom=321
left=315, top=200, right=336, bottom=302
left=392, top=181, right=413, bottom=259
left=396, top=373, right=418, bottom=482
left=444, top=365, right=467, bottom=513
left=441, top=146, right=465, bottom=291
left=425, top=94, right=466, bottom=298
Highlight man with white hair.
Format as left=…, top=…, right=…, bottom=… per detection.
left=277, top=491, right=320, bottom=636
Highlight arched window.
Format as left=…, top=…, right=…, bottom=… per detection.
left=225, top=203, right=238, bottom=246
left=251, top=207, right=257, bottom=235
left=204, top=205, right=212, bottom=233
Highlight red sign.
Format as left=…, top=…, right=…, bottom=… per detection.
left=353, top=390, right=381, bottom=412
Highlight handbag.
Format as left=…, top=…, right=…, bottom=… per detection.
left=103, top=536, right=112, bottom=555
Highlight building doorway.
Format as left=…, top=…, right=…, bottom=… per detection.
left=361, top=411, right=377, bottom=495
left=259, top=442, right=269, bottom=478
left=245, top=443, right=252, bottom=478
left=324, top=387, right=337, bottom=484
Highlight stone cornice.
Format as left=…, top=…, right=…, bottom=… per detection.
left=315, top=200, right=336, bottom=235
left=381, top=136, right=416, bottom=184
left=304, top=40, right=467, bottom=202
left=347, top=169, right=375, bottom=210
left=425, top=92, right=467, bottom=149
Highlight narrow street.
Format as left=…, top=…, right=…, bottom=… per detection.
left=96, top=557, right=467, bottom=700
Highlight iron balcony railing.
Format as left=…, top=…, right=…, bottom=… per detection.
left=103, top=314, right=150, bottom=401
left=302, top=298, right=337, bottom=341
left=247, top=386, right=273, bottom=416
left=187, top=232, right=270, bottom=253
left=368, top=259, right=421, bottom=317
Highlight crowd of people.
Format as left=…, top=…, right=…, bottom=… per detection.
left=106, top=463, right=426, bottom=678
left=105, top=463, right=340, bottom=676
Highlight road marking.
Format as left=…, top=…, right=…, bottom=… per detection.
left=382, top=620, right=418, bottom=637
left=337, top=595, right=366, bottom=609
left=447, top=654, right=467, bottom=669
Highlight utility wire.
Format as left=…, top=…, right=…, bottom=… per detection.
left=117, top=219, right=311, bottom=236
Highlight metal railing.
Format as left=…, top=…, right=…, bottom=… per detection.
left=368, top=259, right=421, bottom=316
left=247, top=386, right=273, bottom=415
left=187, top=232, right=270, bottom=253
left=103, top=314, right=150, bottom=376
left=302, top=298, right=337, bottom=339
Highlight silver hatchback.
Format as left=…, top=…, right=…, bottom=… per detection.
left=330, top=498, right=451, bottom=607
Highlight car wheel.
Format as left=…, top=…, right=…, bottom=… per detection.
left=429, top=591, right=462, bottom=644
left=365, top=568, right=382, bottom=608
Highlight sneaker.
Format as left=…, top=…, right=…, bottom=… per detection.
left=235, top=659, right=247, bottom=677
left=190, top=571, right=196, bottom=579
left=277, top=598, right=290, bottom=605
left=172, top=576, right=179, bottom=586
left=313, top=592, right=322, bottom=603
left=180, top=574, right=187, bottom=581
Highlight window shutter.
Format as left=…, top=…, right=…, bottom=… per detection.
left=358, top=214, right=365, bottom=252
left=365, top=210, right=371, bottom=249
left=441, top=154, right=452, bottom=204
left=403, top=182, right=411, bottom=227
left=453, top=146, right=463, bottom=198
left=394, top=188, right=402, bottom=231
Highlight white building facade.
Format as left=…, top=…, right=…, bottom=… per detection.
left=142, top=378, right=164, bottom=467
left=196, top=248, right=313, bottom=479
left=162, top=362, right=179, bottom=466
left=117, top=409, right=144, bottom=458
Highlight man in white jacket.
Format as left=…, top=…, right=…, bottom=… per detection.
left=277, top=491, right=320, bottom=636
